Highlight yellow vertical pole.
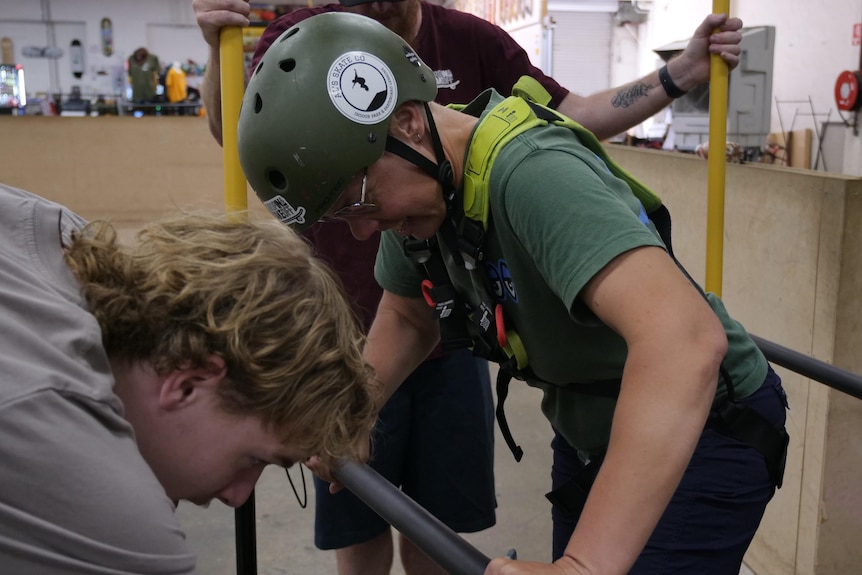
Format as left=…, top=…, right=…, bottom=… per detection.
left=705, top=0, right=730, bottom=296
left=220, top=26, right=248, bottom=216
left=220, top=24, right=256, bottom=575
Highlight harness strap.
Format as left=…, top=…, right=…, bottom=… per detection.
left=403, top=236, right=472, bottom=350
left=710, top=392, right=789, bottom=488
left=495, top=360, right=524, bottom=462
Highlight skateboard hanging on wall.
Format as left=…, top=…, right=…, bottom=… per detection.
left=1, top=37, right=13, bottom=64
left=70, top=39, right=84, bottom=78
left=100, top=18, right=113, bottom=57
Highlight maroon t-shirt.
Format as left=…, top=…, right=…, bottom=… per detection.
left=252, top=1, right=568, bottom=336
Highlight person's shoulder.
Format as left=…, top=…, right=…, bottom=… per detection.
left=422, top=1, right=500, bottom=30
left=0, top=183, right=70, bottom=219
left=421, top=1, right=512, bottom=48
left=270, top=4, right=341, bottom=29
left=257, top=6, right=341, bottom=61
left=0, top=182, right=35, bottom=202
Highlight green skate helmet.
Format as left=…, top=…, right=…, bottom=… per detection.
left=238, top=12, right=437, bottom=231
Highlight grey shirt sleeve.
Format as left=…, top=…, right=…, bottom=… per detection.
left=0, top=390, right=196, bottom=575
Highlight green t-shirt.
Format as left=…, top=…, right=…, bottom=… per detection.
left=375, top=90, right=766, bottom=455
left=128, top=53, right=160, bottom=103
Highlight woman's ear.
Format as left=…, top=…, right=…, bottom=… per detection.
left=158, top=354, right=227, bottom=411
left=388, top=101, right=424, bottom=143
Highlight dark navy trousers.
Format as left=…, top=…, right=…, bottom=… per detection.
left=550, top=367, right=788, bottom=574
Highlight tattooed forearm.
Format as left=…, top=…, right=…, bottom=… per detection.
left=610, top=82, right=653, bottom=108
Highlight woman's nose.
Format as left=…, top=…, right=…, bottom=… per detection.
left=347, top=217, right=380, bottom=241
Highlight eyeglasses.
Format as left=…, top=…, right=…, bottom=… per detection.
left=321, top=167, right=376, bottom=221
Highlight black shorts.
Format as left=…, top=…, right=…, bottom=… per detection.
left=313, top=349, right=497, bottom=549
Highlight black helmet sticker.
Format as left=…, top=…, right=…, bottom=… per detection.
left=328, top=51, right=398, bottom=125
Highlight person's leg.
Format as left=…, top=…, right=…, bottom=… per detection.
left=548, top=429, right=589, bottom=561
left=313, top=387, right=413, bottom=575
left=629, top=367, right=788, bottom=574
left=334, top=530, right=394, bottom=575
left=549, top=368, right=788, bottom=572
left=401, top=350, right=496, bottom=533
left=315, top=350, right=496, bottom=575
left=398, top=350, right=497, bottom=574
left=398, top=534, right=448, bottom=575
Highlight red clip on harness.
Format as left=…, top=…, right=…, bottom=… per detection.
left=495, top=304, right=507, bottom=348
left=421, top=279, right=436, bottom=307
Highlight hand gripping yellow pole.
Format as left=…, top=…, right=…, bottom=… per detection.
left=705, top=0, right=730, bottom=296
left=220, top=26, right=248, bottom=216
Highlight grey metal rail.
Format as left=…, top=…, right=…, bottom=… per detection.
left=750, top=334, right=862, bottom=401
left=332, top=461, right=492, bottom=575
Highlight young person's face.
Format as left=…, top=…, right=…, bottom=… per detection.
left=158, top=394, right=304, bottom=508
left=119, top=360, right=308, bottom=508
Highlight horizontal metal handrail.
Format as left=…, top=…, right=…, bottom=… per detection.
left=333, top=461, right=491, bottom=575
left=751, top=334, right=862, bottom=401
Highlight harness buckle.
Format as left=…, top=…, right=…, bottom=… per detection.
left=457, top=218, right=485, bottom=271
left=403, top=236, right=433, bottom=264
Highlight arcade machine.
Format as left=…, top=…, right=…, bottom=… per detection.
left=0, top=64, right=26, bottom=116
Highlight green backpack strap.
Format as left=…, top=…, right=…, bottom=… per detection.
left=511, top=76, right=663, bottom=214
left=454, top=78, right=666, bottom=375
left=511, top=75, right=553, bottom=106
left=462, top=94, right=547, bottom=229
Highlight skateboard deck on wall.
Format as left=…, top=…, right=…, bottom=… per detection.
left=100, top=18, right=113, bottom=57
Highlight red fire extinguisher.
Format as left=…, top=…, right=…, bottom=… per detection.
left=835, top=70, right=862, bottom=111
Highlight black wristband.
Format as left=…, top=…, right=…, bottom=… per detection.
left=658, top=64, right=687, bottom=99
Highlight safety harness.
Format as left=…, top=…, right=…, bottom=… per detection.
left=395, top=76, right=788, bottom=488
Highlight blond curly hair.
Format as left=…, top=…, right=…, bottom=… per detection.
left=63, top=213, right=377, bottom=463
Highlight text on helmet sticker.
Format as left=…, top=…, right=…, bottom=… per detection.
left=328, top=51, right=398, bottom=125
left=263, top=195, right=306, bottom=227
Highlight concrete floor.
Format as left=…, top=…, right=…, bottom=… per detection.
left=176, top=369, right=757, bottom=575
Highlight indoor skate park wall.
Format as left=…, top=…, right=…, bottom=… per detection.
left=609, top=146, right=862, bottom=575
left=1, top=116, right=861, bottom=575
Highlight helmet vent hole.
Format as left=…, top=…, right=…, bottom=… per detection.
left=279, top=59, right=296, bottom=73
left=280, top=28, right=300, bottom=42
left=254, top=61, right=264, bottom=76
left=254, top=93, right=263, bottom=114
left=267, top=170, right=287, bottom=191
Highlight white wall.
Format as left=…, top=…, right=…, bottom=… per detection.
left=0, top=0, right=204, bottom=98
left=639, top=0, right=862, bottom=174
left=2, top=0, right=861, bottom=174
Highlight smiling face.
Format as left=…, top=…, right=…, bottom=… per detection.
left=327, top=155, right=448, bottom=242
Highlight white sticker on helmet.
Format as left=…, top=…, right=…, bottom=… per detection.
left=328, top=51, right=398, bottom=125
left=263, top=195, right=306, bottom=227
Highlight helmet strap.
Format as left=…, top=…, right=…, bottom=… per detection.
left=384, top=102, right=457, bottom=212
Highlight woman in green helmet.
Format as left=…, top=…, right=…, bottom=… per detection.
left=238, top=12, right=788, bottom=575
